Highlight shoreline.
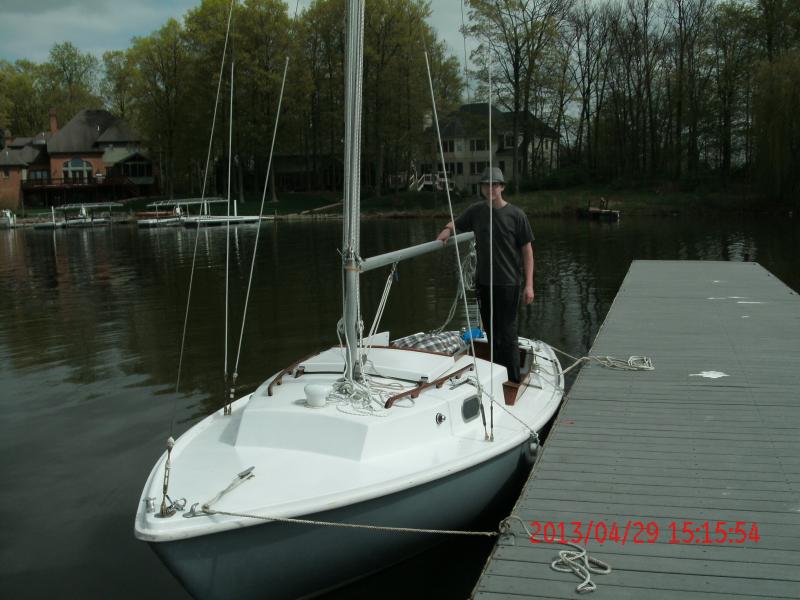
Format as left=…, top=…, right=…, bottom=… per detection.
left=4, top=187, right=797, bottom=227
left=6, top=205, right=796, bottom=228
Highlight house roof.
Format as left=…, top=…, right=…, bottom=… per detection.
left=459, top=103, right=507, bottom=120
left=439, top=103, right=507, bottom=138
left=97, top=120, right=140, bottom=144
left=18, top=144, right=45, bottom=165
left=102, top=148, right=149, bottom=165
left=47, top=109, right=133, bottom=154
left=0, top=130, right=49, bottom=167
left=509, top=112, right=559, bottom=139
left=438, top=103, right=560, bottom=141
left=0, top=148, right=27, bottom=167
left=9, top=137, right=32, bottom=149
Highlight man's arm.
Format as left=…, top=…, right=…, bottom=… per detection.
left=522, top=242, right=534, bottom=304
left=436, top=221, right=455, bottom=243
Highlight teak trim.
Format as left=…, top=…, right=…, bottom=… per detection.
left=384, top=364, right=475, bottom=408
left=267, top=350, right=322, bottom=396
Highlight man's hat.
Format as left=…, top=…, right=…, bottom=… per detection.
left=479, top=166, right=505, bottom=184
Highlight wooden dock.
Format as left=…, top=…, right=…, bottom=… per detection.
left=474, top=260, right=800, bottom=599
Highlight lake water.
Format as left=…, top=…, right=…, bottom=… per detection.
left=1, top=214, right=798, bottom=598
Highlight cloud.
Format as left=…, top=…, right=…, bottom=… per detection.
left=0, top=0, right=474, bottom=76
left=0, top=0, right=196, bottom=62
left=2, top=0, right=108, bottom=16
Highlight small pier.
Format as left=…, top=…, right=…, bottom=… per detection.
left=474, top=260, right=800, bottom=599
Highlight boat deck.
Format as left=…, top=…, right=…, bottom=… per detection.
left=473, top=260, right=800, bottom=599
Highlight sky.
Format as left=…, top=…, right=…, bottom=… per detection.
left=0, top=0, right=477, bottom=75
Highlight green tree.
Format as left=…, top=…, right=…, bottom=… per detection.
left=362, top=0, right=461, bottom=196
left=129, top=19, right=193, bottom=198
left=42, top=41, right=102, bottom=120
left=296, top=0, right=346, bottom=190
left=468, top=0, right=572, bottom=189
left=0, top=60, right=49, bottom=136
left=710, top=1, right=757, bottom=176
left=236, top=0, right=292, bottom=198
left=101, top=50, right=136, bottom=119
left=753, top=50, right=800, bottom=202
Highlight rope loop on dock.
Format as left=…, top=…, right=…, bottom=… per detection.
left=550, top=544, right=612, bottom=594
left=551, top=346, right=654, bottom=375
left=501, top=515, right=611, bottom=594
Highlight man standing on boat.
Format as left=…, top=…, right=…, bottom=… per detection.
left=436, top=167, right=534, bottom=383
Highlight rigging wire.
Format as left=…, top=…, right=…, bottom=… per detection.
left=230, top=0, right=303, bottom=396
left=172, top=0, right=235, bottom=434
left=224, top=14, right=236, bottom=392
left=487, top=53, right=495, bottom=441
left=423, top=48, right=488, bottom=440
left=230, top=56, right=290, bottom=390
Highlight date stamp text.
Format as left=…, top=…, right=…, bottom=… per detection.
left=529, top=520, right=761, bottom=546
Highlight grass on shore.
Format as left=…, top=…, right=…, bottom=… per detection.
left=15, top=183, right=791, bottom=219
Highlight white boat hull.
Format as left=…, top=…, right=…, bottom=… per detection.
left=136, top=341, right=562, bottom=599
left=137, top=216, right=184, bottom=228
left=182, top=215, right=264, bottom=227
left=151, top=441, right=529, bottom=600
left=33, top=217, right=109, bottom=229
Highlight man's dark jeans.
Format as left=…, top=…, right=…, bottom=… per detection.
left=477, top=284, right=521, bottom=383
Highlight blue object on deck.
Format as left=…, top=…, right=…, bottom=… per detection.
left=462, top=327, right=483, bottom=341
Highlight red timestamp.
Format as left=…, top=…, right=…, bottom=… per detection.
left=528, top=520, right=761, bottom=546
left=667, top=520, right=761, bottom=545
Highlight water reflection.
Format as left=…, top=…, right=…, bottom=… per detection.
left=0, top=215, right=798, bottom=599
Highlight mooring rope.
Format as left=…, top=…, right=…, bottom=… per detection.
left=185, top=506, right=609, bottom=593
left=197, top=506, right=500, bottom=537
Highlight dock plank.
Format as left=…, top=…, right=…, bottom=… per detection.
left=473, top=261, right=800, bottom=598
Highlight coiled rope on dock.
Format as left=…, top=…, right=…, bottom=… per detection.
left=502, top=516, right=612, bottom=594
left=551, top=346, right=654, bottom=375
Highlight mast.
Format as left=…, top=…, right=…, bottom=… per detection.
left=342, top=0, right=365, bottom=381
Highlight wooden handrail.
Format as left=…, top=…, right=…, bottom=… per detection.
left=267, top=350, right=322, bottom=396
left=384, top=364, right=474, bottom=408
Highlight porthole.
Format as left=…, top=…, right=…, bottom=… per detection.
left=461, top=396, right=480, bottom=423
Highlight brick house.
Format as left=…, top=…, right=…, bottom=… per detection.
left=0, top=144, right=27, bottom=210
left=0, top=108, right=158, bottom=210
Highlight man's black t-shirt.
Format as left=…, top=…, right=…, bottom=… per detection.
left=454, top=201, right=534, bottom=286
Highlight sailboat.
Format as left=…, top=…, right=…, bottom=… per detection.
left=134, top=1, right=564, bottom=598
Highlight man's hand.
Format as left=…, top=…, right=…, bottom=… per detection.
left=523, top=285, right=534, bottom=305
left=436, top=225, right=453, bottom=244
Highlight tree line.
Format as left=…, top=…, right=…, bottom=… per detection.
left=469, top=0, right=800, bottom=201
left=1, top=0, right=799, bottom=202
left=0, top=0, right=461, bottom=199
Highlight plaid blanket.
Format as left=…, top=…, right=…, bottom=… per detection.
left=391, top=331, right=466, bottom=355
